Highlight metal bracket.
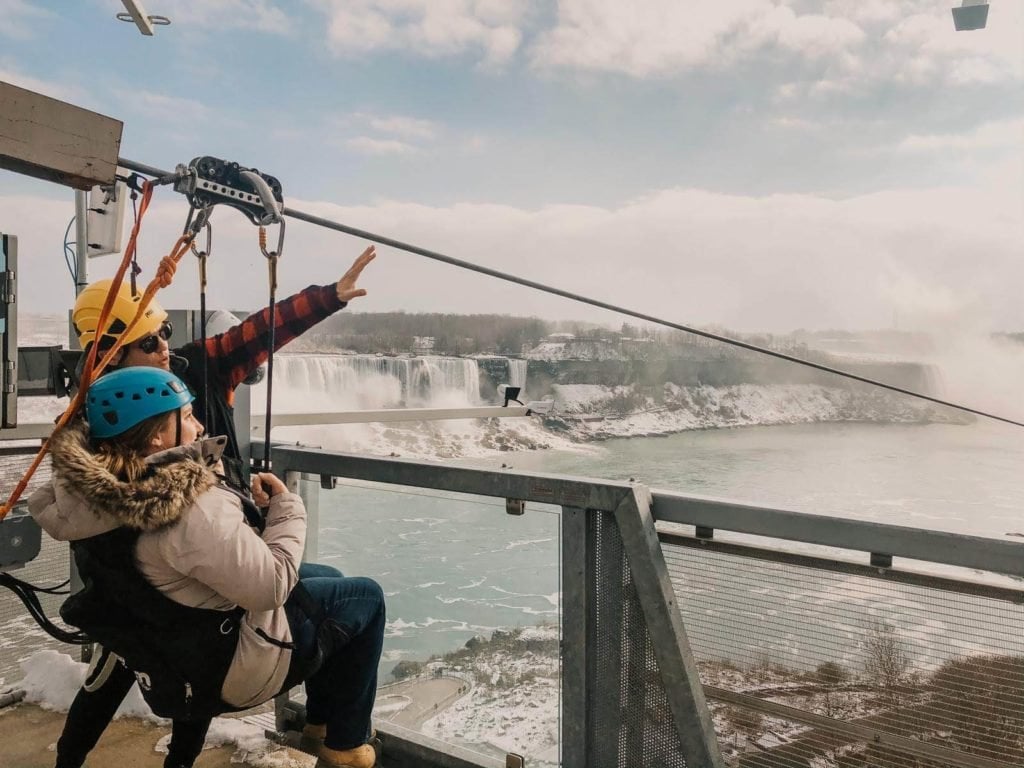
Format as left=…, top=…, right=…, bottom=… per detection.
left=0, top=270, right=14, bottom=303
left=320, top=474, right=337, bottom=490
left=506, top=498, right=525, bottom=516
left=506, top=754, right=525, bottom=768
left=174, top=156, right=283, bottom=225
left=870, top=552, right=893, bottom=569
left=695, top=525, right=714, bottom=540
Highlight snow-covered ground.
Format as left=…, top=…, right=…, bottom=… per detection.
left=14, top=651, right=314, bottom=768
left=549, top=381, right=963, bottom=441
left=420, top=624, right=561, bottom=766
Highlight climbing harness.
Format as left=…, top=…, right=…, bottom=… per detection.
left=0, top=572, right=88, bottom=645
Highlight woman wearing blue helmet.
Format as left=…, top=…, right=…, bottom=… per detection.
left=29, top=368, right=384, bottom=768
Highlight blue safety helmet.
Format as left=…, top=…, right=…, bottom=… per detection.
left=86, top=368, right=194, bottom=440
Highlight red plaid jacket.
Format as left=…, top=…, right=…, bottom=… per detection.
left=192, top=283, right=345, bottom=403
left=173, top=284, right=345, bottom=463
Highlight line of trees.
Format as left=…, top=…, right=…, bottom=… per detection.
left=303, top=312, right=551, bottom=355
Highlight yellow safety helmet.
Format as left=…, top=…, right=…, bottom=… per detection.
left=72, top=279, right=168, bottom=351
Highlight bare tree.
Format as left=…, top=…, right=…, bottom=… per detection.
left=725, top=706, right=763, bottom=748
left=862, top=620, right=910, bottom=708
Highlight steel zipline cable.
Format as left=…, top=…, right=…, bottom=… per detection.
left=118, top=156, right=1024, bottom=430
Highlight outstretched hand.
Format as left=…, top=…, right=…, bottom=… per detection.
left=336, top=245, right=376, bottom=303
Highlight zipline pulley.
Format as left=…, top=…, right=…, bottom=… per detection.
left=174, top=156, right=283, bottom=226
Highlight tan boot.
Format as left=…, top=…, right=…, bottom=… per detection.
left=315, top=743, right=377, bottom=768
left=300, top=725, right=380, bottom=760
left=298, top=723, right=328, bottom=754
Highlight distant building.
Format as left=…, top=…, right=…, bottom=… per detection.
left=413, top=336, right=436, bottom=351
left=544, top=332, right=575, bottom=342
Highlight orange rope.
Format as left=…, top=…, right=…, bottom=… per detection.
left=0, top=185, right=197, bottom=521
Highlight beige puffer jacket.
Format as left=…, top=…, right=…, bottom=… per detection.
left=28, top=422, right=306, bottom=708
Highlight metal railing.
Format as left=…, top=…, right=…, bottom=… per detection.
left=272, top=444, right=1024, bottom=768
left=2, top=441, right=1023, bottom=767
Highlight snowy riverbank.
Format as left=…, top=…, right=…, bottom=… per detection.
left=546, top=382, right=967, bottom=441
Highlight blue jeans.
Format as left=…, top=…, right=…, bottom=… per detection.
left=287, top=564, right=385, bottom=751
left=299, top=562, right=344, bottom=579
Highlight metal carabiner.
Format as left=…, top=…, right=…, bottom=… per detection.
left=190, top=220, right=213, bottom=259
left=258, top=218, right=286, bottom=260
left=182, top=202, right=212, bottom=239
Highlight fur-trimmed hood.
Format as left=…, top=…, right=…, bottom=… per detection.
left=36, top=420, right=215, bottom=534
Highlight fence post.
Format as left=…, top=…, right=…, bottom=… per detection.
left=561, top=506, right=588, bottom=766
left=614, top=486, right=725, bottom=767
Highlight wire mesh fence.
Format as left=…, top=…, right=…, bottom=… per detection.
left=588, top=511, right=690, bottom=768
left=663, top=537, right=1024, bottom=768
left=0, top=451, right=73, bottom=688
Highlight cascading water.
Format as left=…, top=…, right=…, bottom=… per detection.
left=251, top=354, right=484, bottom=412
left=249, top=353, right=562, bottom=460
left=508, top=359, right=528, bottom=390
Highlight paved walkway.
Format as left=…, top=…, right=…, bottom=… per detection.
left=375, top=676, right=469, bottom=729
left=0, top=703, right=313, bottom=768
left=0, top=676, right=470, bottom=767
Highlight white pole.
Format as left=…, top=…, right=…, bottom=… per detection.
left=74, top=190, right=89, bottom=295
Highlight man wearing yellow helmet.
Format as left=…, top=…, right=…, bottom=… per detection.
left=71, top=245, right=376, bottom=485
left=55, top=245, right=377, bottom=768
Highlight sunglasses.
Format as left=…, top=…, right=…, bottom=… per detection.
left=134, top=321, right=174, bottom=354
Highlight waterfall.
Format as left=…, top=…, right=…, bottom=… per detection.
left=507, top=359, right=528, bottom=390
left=251, top=354, right=483, bottom=412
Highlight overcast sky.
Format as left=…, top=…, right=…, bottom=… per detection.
left=1, top=0, right=1022, bottom=333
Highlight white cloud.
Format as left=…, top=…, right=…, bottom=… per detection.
left=159, top=0, right=293, bottom=34
left=766, top=115, right=819, bottom=131
left=346, top=136, right=419, bottom=155
left=530, top=0, right=1022, bottom=96
left=881, top=4, right=1024, bottom=85
left=9, top=169, right=1022, bottom=337
left=359, top=113, right=440, bottom=141
left=530, top=0, right=866, bottom=77
left=898, top=117, right=1024, bottom=152
left=0, top=68, right=82, bottom=103
left=116, top=89, right=211, bottom=120
left=314, top=0, right=529, bottom=65
left=0, top=0, right=51, bottom=39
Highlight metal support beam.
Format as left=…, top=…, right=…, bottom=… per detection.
left=297, top=473, right=320, bottom=563
left=653, top=490, right=1024, bottom=578
left=252, top=406, right=534, bottom=431
left=560, top=506, right=587, bottom=767
left=614, top=486, right=725, bottom=767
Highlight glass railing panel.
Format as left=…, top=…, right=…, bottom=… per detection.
left=304, top=477, right=561, bottom=767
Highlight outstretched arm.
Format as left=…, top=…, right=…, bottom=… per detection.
left=203, top=246, right=376, bottom=390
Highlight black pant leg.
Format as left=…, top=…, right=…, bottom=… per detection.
left=164, top=717, right=212, bottom=768
left=55, top=658, right=136, bottom=768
